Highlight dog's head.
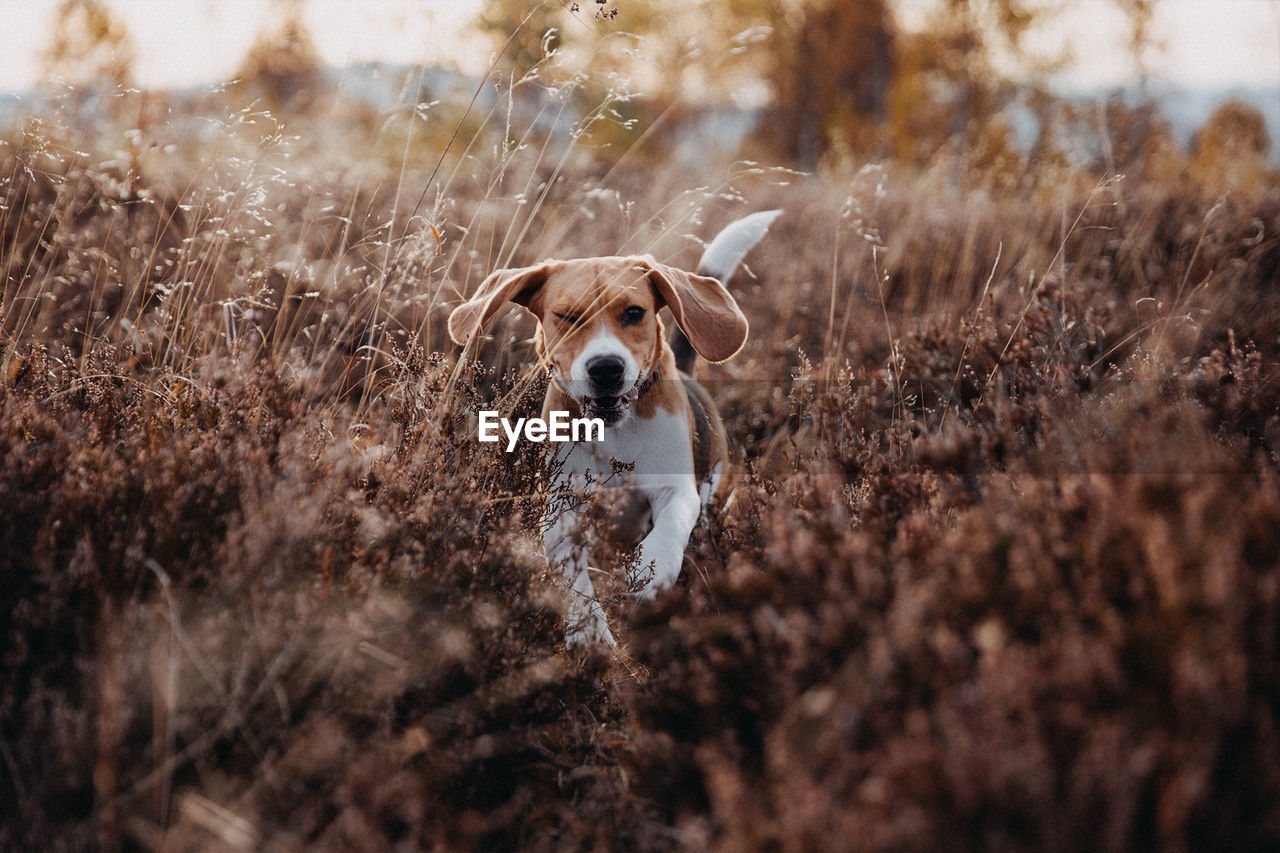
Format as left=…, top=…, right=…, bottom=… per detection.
left=448, top=256, right=747, bottom=423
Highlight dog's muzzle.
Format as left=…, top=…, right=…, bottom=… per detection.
left=584, top=384, right=645, bottom=423
left=583, top=356, right=630, bottom=422
left=581, top=368, right=656, bottom=424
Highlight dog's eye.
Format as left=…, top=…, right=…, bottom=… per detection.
left=621, top=306, right=645, bottom=326
left=555, top=312, right=581, bottom=326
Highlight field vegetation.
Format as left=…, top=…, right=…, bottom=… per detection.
left=2, top=1, right=1279, bottom=850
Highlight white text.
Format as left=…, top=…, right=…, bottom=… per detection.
left=478, top=410, right=605, bottom=452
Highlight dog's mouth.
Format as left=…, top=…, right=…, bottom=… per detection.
left=583, top=384, right=642, bottom=424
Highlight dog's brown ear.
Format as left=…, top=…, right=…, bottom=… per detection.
left=447, top=262, right=557, bottom=346
left=645, top=259, right=748, bottom=363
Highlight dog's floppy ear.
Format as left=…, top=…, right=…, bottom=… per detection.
left=448, top=262, right=558, bottom=346
left=645, top=259, right=748, bottom=363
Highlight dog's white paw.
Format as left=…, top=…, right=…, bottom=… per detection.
left=565, top=570, right=617, bottom=648
left=631, top=551, right=683, bottom=602
left=565, top=609, right=616, bottom=648
left=566, top=618, right=616, bottom=649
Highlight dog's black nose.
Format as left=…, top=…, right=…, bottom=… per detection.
left=586, top=355, right=626, bottom=392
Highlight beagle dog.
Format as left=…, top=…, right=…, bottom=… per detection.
left=448, top=211, right=780, bottom=646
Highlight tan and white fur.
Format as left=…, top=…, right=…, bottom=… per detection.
left=449, top=210, right=781, bottom=646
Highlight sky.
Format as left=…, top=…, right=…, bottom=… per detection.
left=0, top=0, right=1276, bottom=95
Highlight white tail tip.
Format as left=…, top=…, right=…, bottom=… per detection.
left=696, top=209, right=783, bottom=283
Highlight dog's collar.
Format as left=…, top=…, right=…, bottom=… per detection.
left=622, top=368, right=659, bottom=404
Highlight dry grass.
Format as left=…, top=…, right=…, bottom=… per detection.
left=2, top=77, right=1279, bottom=851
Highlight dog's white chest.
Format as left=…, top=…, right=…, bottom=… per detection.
left=559, top=409, right=694, bottom=485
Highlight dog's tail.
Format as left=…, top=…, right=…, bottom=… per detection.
left=671, top=209, right=783, bottom=374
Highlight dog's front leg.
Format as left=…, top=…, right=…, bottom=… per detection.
left=632, top=478, right=701, bottom=600
left=544, top=490, right=616, bottom=648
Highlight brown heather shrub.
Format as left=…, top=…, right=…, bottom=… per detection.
left=2, top=95, right=1279, bottom=851
left=0, top=344, right=651, bottom=850
left=624, top=401, right=1280, bottom=850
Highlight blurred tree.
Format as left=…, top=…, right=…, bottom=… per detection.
left=1115, top=0, right=1160, bottom=93
left=582, top=0, right=1076, bottom=169
left=476, top=0, right=569, bottom=81
left=1095, top=97, right=1183, bottom=180
left=470, top=1, right=896, bottom=164
left=761, top=0, right=896, bottom=167
left=584, top=0, right=1059, bottom=169
left=478, top=0, right=1178, bottom=177
left=235, top=0, right=324, bottom=111
left=1190, top=100, right=1273, bottom=195
left=583, top=0, right=773, bottom=105
left=40, top=0, right=136, bottom=89
left=567, top=0, right=897, bottom=167
left=888, top=0, right=1066, bottom=169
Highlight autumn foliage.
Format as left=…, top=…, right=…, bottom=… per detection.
left=3, top=2, right=1280, bottom=850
